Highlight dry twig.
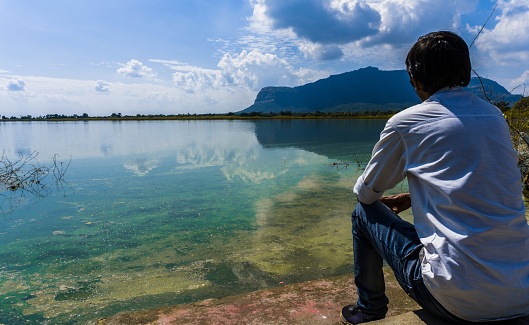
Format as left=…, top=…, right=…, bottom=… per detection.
left=0, top=151, right=70, bottom=214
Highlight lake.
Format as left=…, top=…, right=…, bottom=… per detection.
left=0, top=119, right=456, bottom=323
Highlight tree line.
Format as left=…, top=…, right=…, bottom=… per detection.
left=2, top=109, right=408, bottom=121
left=0, top=99, right=521, bottom=122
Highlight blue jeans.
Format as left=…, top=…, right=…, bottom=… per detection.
left=352, top=200, right=469, bottom=323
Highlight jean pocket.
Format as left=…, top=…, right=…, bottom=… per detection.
left=411, top=279, right=464, bottom=323
left=410, top=279, right=438, bottom=312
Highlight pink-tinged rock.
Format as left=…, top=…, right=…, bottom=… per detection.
left=96, top=270, right=422, bottom=325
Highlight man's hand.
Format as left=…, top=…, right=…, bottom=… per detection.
left=379, top=193, right=411, bottom=214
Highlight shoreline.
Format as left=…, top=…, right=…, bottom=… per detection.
left=95, top=268, right=529, bottom=325
left=95, top=269, right=421, bottom=325
left=0, top=115, right=394, bottom=122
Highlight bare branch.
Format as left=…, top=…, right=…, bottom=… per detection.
left=472, top=69, right=491, bottom=103
left=0, top=151, right=70, bottom=215
left=469, top=3, right=498, bottom=49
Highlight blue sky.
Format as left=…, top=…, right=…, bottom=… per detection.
left=0, top=0, right=527, bottom=117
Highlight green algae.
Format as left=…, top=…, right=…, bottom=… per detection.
left=2, top=119, right=518, bottom=325
left=0, top=164, right=408, bottom=324
left=232, top=173, right=358, bottom=278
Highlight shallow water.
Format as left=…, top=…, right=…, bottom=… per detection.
left=0, top=119, right=410, bottom=324
left=1, top=119, right=524, bottom=324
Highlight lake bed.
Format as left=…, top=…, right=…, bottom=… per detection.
left=1, top=119, right=513, bottom=324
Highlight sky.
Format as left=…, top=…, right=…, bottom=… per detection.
left=0, top=0, right=527, bottom=117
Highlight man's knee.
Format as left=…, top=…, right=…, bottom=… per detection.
left=352, top=201, right=373, bottom=232
left=352, top=201, right=380, bottom=221
left=352, top=200, right=398, bottom=236
left=351, top=202, right=365, bottom=224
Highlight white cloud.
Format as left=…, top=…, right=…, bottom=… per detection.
left=153, top=50, right=326, bottom=92
left=511, top=70, right=529, bottom=89
left=95, top=80, right=110, bottom=92
left=263, top=0, right=381, bottom=44
left=0, top=47, right=330, bottom=117
left=7, top=79, right=26, bottom=91
left=361, top=0, right=466, bottom=46
left=474, top=0, right=529, bottom=64
left=251, top=0, right=477, bottom=50
left=117, top=59, right=156, bottom=78
left=0, top=74, right=257, bottom=117
left=217, top=50, right=309, bottom=90
left=150, top=59, right=224, bottom=92
left=299, top=42, right=344, bottom=60
left=89, top=61, right=112, bottom=67
left=172, top=67, right=222, bottom=93
left=240, top=0, right=480, bottom=72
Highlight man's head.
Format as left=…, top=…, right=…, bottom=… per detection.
left=406, top=31, right=471, bottom=96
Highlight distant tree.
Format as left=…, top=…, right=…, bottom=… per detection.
left=503, top=97, right=529, bottom=194
left=512, top=97, right=529, bottom=112
left=506, top=97, right=529, bottom=136
left=494, top=100, right=511, bottom=112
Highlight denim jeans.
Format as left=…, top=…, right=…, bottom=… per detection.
left=352, top=200, right=470, bottom=323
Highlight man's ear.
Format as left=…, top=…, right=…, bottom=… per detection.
left=410, top=75, right=423, bottom=92
left=410, top=75, right=432, bottom=102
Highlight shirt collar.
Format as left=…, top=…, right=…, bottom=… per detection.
left=435, top=86, right=462, bottom=94
left=426, top=86, right=462, bottom=102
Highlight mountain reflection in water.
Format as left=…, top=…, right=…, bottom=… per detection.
left=254, top=119, right=386, bottom=159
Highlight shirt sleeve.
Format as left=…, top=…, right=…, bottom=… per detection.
left=354, top=121, right=408, bottom=204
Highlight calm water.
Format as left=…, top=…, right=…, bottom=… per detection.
left=0, top=119, right=415, bottom=324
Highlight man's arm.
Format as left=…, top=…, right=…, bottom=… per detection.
left=354, top=122, right=408, bottom=204
left=379, top=193, right=411, bottom=214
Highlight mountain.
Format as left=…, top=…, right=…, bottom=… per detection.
left=466, top=77, right=522, bottom=104
left=239, top=67, right=522, bottom=114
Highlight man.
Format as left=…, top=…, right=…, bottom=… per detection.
left=341, top=31, right=529, bottom=324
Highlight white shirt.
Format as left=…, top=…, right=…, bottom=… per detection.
left=354, top=87, right=529, bottom=321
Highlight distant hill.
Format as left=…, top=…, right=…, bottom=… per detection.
left=466, top=77, right=522, bottom=104
left=239, top=67, right=522, bottom=114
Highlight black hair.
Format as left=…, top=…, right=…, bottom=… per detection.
left=406, top=31, right=471, bottom=94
